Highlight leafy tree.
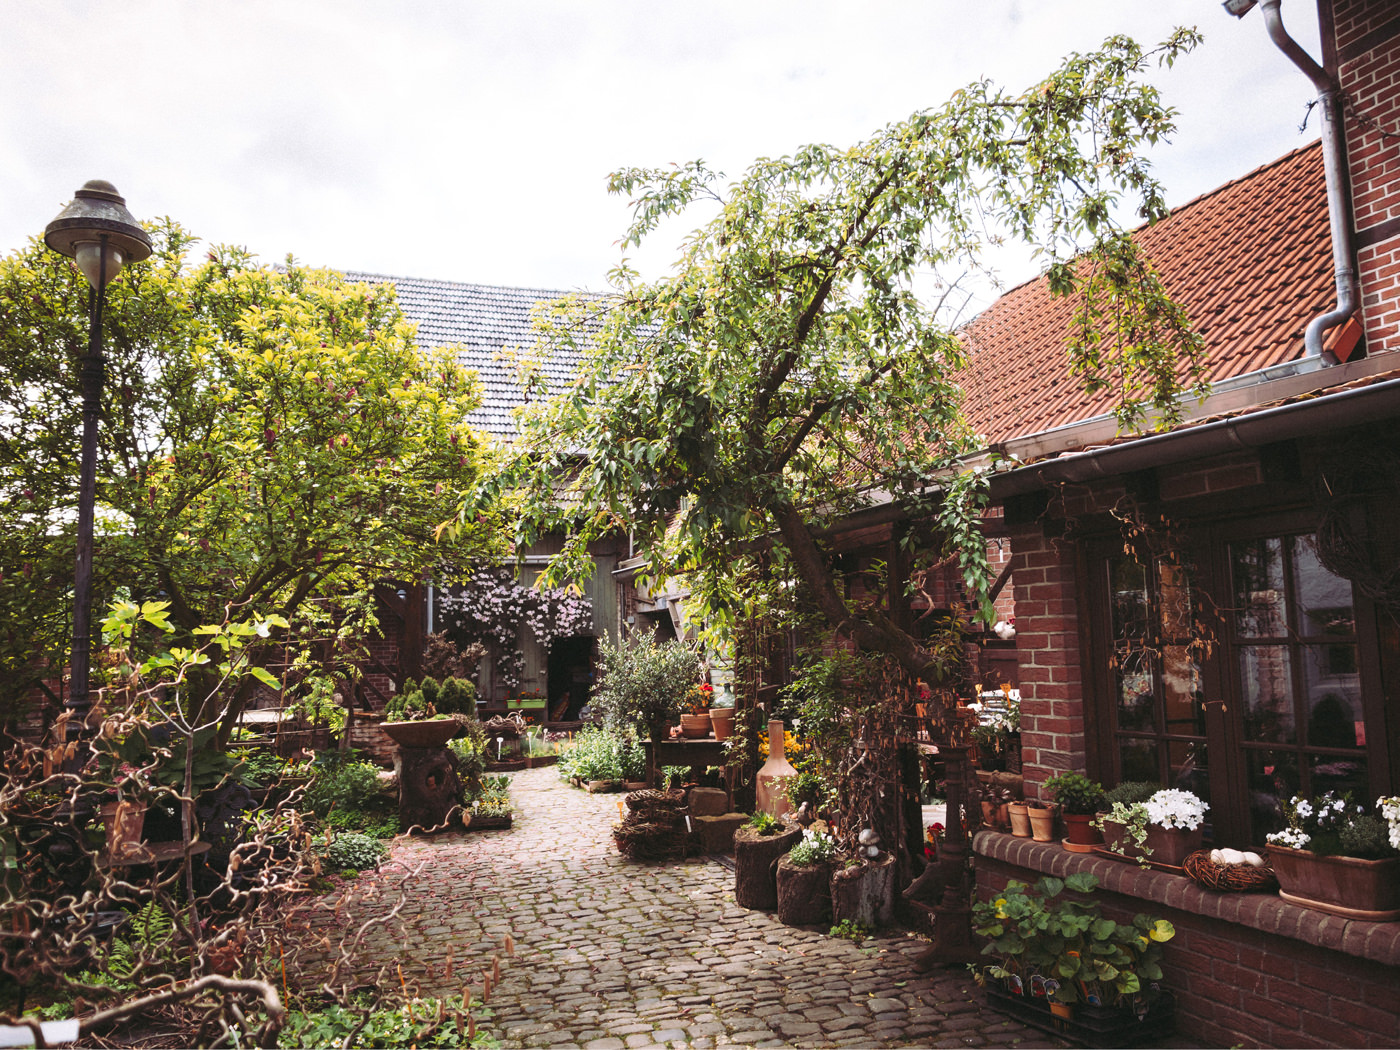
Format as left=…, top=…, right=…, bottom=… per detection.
left=498, top=32, right=1205, bottom=692
left=0, top=222, right=503, bottom=730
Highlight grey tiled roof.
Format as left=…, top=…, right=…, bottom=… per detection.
left=343, top=272, right=588, bottom=439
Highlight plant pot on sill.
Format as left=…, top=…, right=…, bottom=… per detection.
left=1008, top=802, right=1031, bottom=838
left=1143, top=824, right=1203, bottom=869
left=709, top=707, right=736, bottom=741
left=1266, top=844, right=1400, bottom=921
left=1027, top=803, right=1057, bottom=843
left=1062, top=812, right=1104, bottom=852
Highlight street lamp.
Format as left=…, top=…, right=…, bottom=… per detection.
left=44, top=180, right=151, bottom=745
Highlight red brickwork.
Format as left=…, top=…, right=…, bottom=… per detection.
left=1004, top=523, right=1085, bottom=795
left=1335, top=0, right=1400, bottom=353
left=1156, top=450, right=1265, bottom=502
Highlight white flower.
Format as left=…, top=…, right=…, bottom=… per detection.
left=1144, top=789, right=1209, bottom=830
left=1267, top=827, right=1311, bottom=850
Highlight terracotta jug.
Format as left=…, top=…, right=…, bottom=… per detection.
left=755, top=719, right=797, bottom=819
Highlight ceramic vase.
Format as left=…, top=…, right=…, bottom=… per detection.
left=755, top=719, right=797, bottom=819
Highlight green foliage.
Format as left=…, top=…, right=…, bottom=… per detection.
left=279, top=993, right=493, bottom=1048
left=559, top=726, right=628, bottom=783
left=324, top=832, right=389, bottom=872
left=0, top=223, right=504, bottom=724
left=303, top=755, right=384, bottom=818
left=746, top=812, right=782, bottom=836
left=286, top=676, right=347, bottom=734
left=498, top=30, right=1206, bottom=701
left=1043, top=773, right=1106, bottom=815
left=589, top=632, right=701, bottom=736
left=1103, top=781, right=1163, bottom=806
left=829, top=919, right=873, bottom=942
left=436, top=676, right=477, bottom=715
left=785, top=770, right=833, bottom=812
left=971, top=874, right=1174, bottom=1005
left=448, top=724, right=489, bottom=788
left=787, top=830, right=839, bottom=867
left=323, top=807, right=398, bottom=840
left=106, top=902, right=176, bottom=979
left=236, top=749, right=293, bottom=789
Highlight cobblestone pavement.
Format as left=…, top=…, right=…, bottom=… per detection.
left=332, top=767, right=1062, bottom=1049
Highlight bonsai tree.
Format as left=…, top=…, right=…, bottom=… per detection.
left=1044, top=773, right=1107, bottom=815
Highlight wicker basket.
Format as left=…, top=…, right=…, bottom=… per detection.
left=1183, top=850, right=1278, bottom=892
left=624, top=789, right=686, bottom=819
left=612, top=819, right=689, bottom=861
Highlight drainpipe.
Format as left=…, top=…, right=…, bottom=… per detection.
left=1257, top=0, right=1357, bottom=361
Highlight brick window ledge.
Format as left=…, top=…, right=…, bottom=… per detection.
left=972, top=831, right=1400, bottom=967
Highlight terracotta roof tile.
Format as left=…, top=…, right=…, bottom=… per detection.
left=960, top=142, right=1337, bottom=443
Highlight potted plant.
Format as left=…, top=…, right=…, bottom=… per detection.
left=972, top=872, right=1176, bottom=1035
left=1026, top=800, right=1057, bottom=842
left=1265, top=792, right=1400, bottom=920
left=776, top=828, right=839, bottom=926
left=1094, top=801, right=1152, bottom=863
left=1043, top=773, right=1106, bottom=851
left=382, top=679, right=458, bottom=748
left=1142, top=789, right=1209, bottom=867
left=590, top=632, right=702, bottom=742
left=679, top=682, right=714, bottom=738
left=1008, top=799, right=1032, bottom=837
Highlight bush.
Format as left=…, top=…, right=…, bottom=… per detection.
left=1103, top=781, right=1163, bottom=807
left=590, top=632, right=701, bottom=735
left=303, top=755, right=384, bottom=817
left=559, top=726, right=626, bottom=782
left=788, top=829, right=839, bottom=866
left=1043, top=772, right=1106, bottom=815
left=436, top=676, right=477, bottom=715
left=324, top=832, right=388, bottom=872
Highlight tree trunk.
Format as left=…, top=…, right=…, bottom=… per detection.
left=831, top=854, right=896, bottom=928
left=394, top=745, right=461, bottom=832
left=776, top=856, right=832, bottom=926
left=734, top=823, right=802, bottom=910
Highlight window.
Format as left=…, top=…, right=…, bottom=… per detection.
left=1087, top=514, right=1392, bottom=847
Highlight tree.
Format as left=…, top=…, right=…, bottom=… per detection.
left=496, top=32, right=1206, bottom=693
left=0, top=222, right=503, bottom=729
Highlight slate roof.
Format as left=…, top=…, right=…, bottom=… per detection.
left=959, top=141, right=1347, bottom=444
left=342, top=273, right=587, bottom=438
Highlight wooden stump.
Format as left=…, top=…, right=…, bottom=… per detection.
left=831, top=854, right=896, bottom=928
left=734, top=823, right=802, bottom=910
left=776, top=856, right=832, bottom=926
left=394, top=745, right=461, bottom=832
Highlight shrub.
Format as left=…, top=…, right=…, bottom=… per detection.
left=325, top=832, right=388, bottom=872
left=303, top=755, right=384, bottom=817
left=559, top=726, right=626, bottom=782
left=1043, top=772, right=1106, bottom=815
left=1103, top=781, right=1163, bottom=806
left=436, top=676, right=477, bottom=715
left=590, top=632, right=701, bottom=736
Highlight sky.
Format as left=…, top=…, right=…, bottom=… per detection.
left=2, top=1, right=1326, bottom=305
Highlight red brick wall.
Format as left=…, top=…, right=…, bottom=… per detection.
left=1005, top=523, right=1085, bottom=796
left=979, top=856, right=1400, bottom=1048
left=1334, top=0, right=1400, bottom=353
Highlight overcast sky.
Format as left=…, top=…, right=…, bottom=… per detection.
left=3, top=1, right=1324, bottom=302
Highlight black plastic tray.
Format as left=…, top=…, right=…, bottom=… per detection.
left=985, top=985, right=1175, bottom=1049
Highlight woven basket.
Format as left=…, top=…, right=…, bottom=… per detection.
left=612, top=819, right=689, bottom=861
left=1183, top=850, right=1278, bottom=892
left=624, top=789, right=686, bottom=819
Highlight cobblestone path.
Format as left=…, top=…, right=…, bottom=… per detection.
left=339, top=767, right=1060, bottom=1049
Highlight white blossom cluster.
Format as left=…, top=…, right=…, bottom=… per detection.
left=1377, top=796, right=1400, bottom=850
left=436, top=568, right=594, bottom=689
left=1144, top=788, right=1209, bottom=830
left=1266, top=826, right=1312, bottom=849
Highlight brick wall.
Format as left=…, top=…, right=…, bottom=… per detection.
left=1157, top=450, right=1264, bottom=502
left=1004, top=522, right=1084, bottom=795
left=1334, top=0, right=1400, bottom=353
left=978, top=846, right=1400, bottom=1049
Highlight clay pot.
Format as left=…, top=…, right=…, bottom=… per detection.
left=1267, top=845, right=1400, bottom=920
left=1027, top=803, right=1058, bottom=842
left=1008, top=802, right=1031, bottom=837
left=1063, top=812, right=1104, bottom=849
left=1143, top=823, right=1203, bottom=868
left=679, top=712, right=712, bottom=738
left=710, top=707, right=736, bottom=741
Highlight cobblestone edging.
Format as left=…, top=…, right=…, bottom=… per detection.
left=328, top=768, right=1061, bottom=1049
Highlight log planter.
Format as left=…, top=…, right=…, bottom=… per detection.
left=734, top=823, right=802, bottom=910
left=776, top=856, right=832, bottom=926
left=830, top=853, right=896, bottom=928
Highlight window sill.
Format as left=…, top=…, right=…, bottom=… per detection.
left=972, top=831, right=1400, bottom=967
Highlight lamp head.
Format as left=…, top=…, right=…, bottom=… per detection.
left=1222, top=0, right=1258, bottom=17
left=44, top=180, right=152, bottom=289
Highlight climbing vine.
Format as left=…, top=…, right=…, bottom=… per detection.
left=436, top=567, right=593, bottom=690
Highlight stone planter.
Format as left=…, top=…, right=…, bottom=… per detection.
left=733, top=822, right=802, bottom=910
left=381, top=719, right=458, bottom=749
left=1267, top=845, right=1400, bottom=921
left=775, top=856, right=832, bottom=926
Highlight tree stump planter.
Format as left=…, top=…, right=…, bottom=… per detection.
left=734, top=823, right=802, bottom=910
left=830, top=854, right=896, bottom=928
left=776, top=856, right=832, bottom=926
left=394, top=745, right=461, bottom=832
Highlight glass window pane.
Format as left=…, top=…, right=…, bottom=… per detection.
left=1162, top=645, right=1205, bottom=735
left=1118, top=738, right=1159, bottom=785
left=1115, top=645, right=1156, bottom=731
left=1239, top=645, right=1296, bottom=744
left=1232, top=538, right=1286, bottom=638
left=1246, top=750, right=1297, bottom=845
left=1302, top=643, right=1363, bottom=749
left=1309, top=752, right=1368, bottom=801
left=1168, top=738, right=1209, bottom=809
left=1291, top=534, right=1355, bottom=640
left=1111, top=558, right=1149, bottom=640
left=1158, top=562, right=1194, bottom=640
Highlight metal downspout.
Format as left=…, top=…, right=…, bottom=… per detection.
left=1260, top=0, right=1357, bottom=361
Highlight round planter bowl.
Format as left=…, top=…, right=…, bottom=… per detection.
left=381, top=719, right=459, bottom=749
left=679, top=713, right=712, bottom=739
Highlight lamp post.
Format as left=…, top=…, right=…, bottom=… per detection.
left=44, top=180, right=151, bottom=745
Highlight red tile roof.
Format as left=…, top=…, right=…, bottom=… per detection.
left=959, top=141, right=1340, bottom=443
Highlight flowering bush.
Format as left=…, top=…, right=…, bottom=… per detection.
left=437, top=567, right=593, bottom=690
left=1266, top=792, right=1399, bottom=858
left=1143, top=788, right=1208, bottom=830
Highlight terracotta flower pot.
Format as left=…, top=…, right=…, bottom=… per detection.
left=1027, top=803, right=1057, bottom=842
left=679, top=712, right=712, bottom=739
left=1008, top=802, right=1031, bottom=837
left=1062, top=811, right=1104, bottom=850
left=1143, top=824, right=1203, bottom=868
left=710, top=707, right=736, bottom=741
left=1267, top=845, right=1400, bottom=920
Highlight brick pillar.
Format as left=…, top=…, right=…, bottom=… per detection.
left=1004, top=523, right=1086, bottom=797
